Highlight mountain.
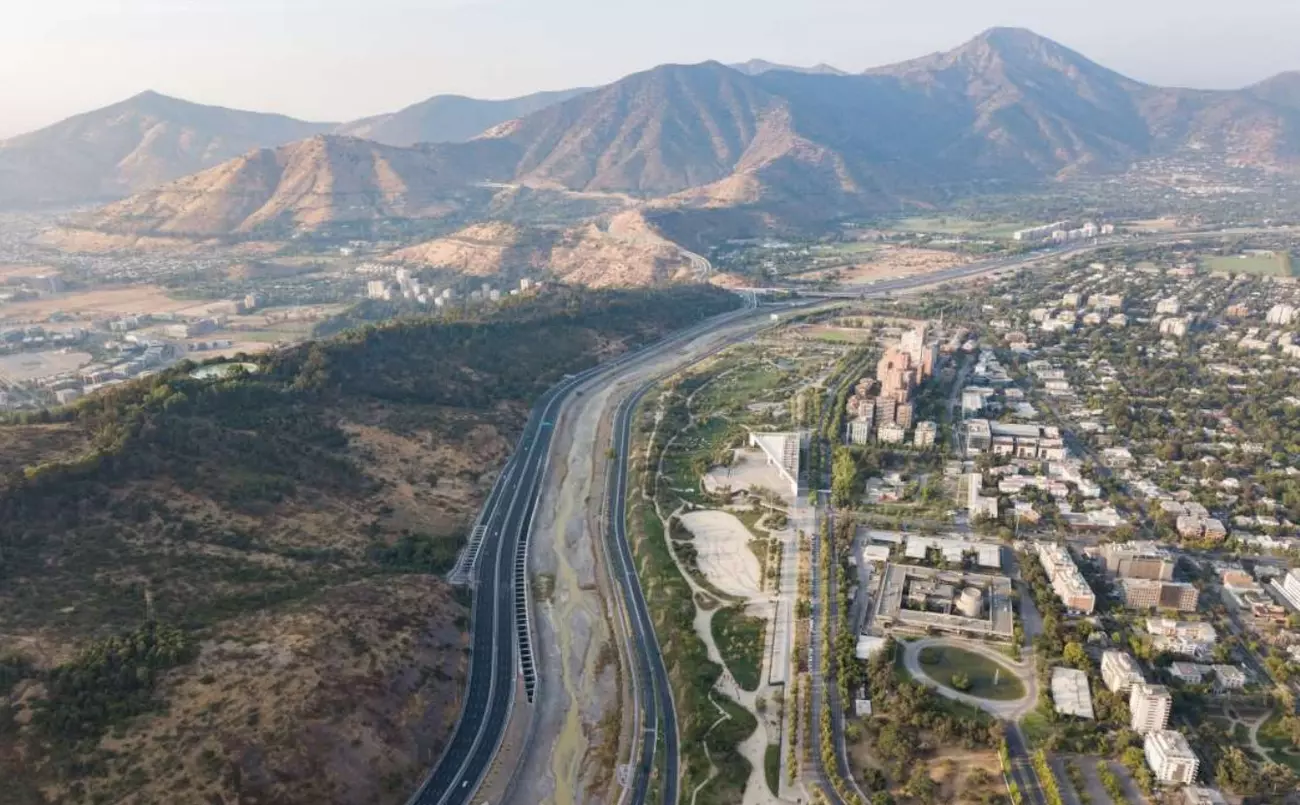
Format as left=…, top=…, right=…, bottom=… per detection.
left=69, top=29, right=1300, bottom=245
left=333, top=88, right=590, bottom=146
left=0, top=91, right=333, bottom=208
left=79, top=134, right=518, bottom=236
left=728, top=59, right=847, bottom=77
left=1248, top=71, right=1300, bottom=111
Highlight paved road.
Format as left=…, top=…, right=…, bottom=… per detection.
left=409, top=373, right=591, bottom=805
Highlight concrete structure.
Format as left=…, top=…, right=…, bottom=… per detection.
left=1099, top=541, right=1176, bottom=580
left=1130, top=683, right=1172, bottom=734
left=1051, top=667, right=1095, bottom=719
left=869, top=563, right=1015, bottom=640
left=1101, top=650, right=1144, bottom=693
left=902, top=534, right=1003, bottom=569
left=1267, top=303, right=1298, bottom=326
left=1146, top=618, right=1217, bottom=659
left=1037, top=542, right=1096, bottom=613
left=749, top=432, right=801, bottom=499
left=1211, top=664, right=1247, bottom=690
left=964, top=419, right=1067, bottom=460
left=1120, top=578, right=1199, bottom=612
left=1144, top=730, right=1199, bottom=785
left=848, top=419, right=872, bottom=446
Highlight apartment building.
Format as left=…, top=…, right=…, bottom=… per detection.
left=1036, top=542, right=1096, bottom=613
left=1120, top=578, right=1199, bottom=612
left=1099, top=541, right=1175, bottom=580
left=1144, top=730, right=1199, bottom=785
left=1130, top=683, right=1173, bottom=734
left=1101, top=650, right=1144, bottom=693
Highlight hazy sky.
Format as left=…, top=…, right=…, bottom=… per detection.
left=3, top=0, right=1299, bottom=137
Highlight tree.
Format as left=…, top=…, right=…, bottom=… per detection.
left=1063, top=641, right=1090, bottom=670
left=831, top=446, right=859, bottom=508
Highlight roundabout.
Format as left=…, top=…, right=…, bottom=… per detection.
left=901, top=636, right=1038, bottom=720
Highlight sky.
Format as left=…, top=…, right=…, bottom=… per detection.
left=2, top=0, right=1299, bottom=138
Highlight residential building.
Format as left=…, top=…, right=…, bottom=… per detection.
left=1130, top=683, right=1172, bottom=734
left=913, top=420, right=937, bottom=448
left=1267, top=303, right=1298, bottom=326
left=1156, top=298, right=1182, bottom=315
left=1159, top=317, right=1189, bottom=337
left=1144, top=730, right=1199, bottom=785
left=1099, top=541, right=1176, bottom=580
left=1101, top=650, right=1144, bottom=693
left=964, top=418, right=992, bottom=452
left=967, top=474, right=1000, bottom=519
left=1211, top=665, right=1247, bottom=690
left=848, top=419, right=872, bottom=446
left=878, top=423, right=906, bottom=444
left=1120, top=578, right=1199, bottom=612
left=1037, top=542, right=1096, bottom=613
left=1168, top=662, right=1207, bottom=685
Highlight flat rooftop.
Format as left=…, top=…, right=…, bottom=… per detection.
left=1051, top=666, right=1095, bottom=719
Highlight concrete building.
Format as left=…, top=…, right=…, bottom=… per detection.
left=1211, top=664, right=1247, bottom=690
left=1159, top=317, right=1189, bottom=337
left=1099, top=542, right=1176, bottom=580
left=1144, top=730, right=1199, bottom=785
left=1101, top=650, right=1144, bottom=693
left=1037, top=542, right=1096, bottom=613
left=1130, top=683, right=1173, bottom=734
left=749, top=432, right=802, bottom=499
left=1051, top=667, right=1095, bottom=719
left=913, top=420, right=937, bottom=448
left=1120, top=578, right=1199, bottom=612
left=1267, top=303, right=1298, bottom=326
left=1156, top=298, right=1182, bottom=315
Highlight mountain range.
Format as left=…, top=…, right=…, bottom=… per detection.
left=18, top=28, right=1300, bottom=241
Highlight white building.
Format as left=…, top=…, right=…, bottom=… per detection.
left=1101, top=650, right=1144, bottom=693
left=878, top=422, right=906, bottom=444
left=1267, top=304, right=1298, bottom=326
left=1144, top=730, right=1199, bottom=785
left=913, top=420, right=937, bottom=448
left=1156, top=298, right=1182, bottom=315
left=1130, top=683, right=1172, bottom=734
left=1051, top=667, right=1095, bottom=719
left=1269, top=568, right=1300, bottom=612
left=967, top=474, right=1000, bottom=519
left=848, top=419, right=872, bottom=446
left=1037, top=542, right=1096, bottom=613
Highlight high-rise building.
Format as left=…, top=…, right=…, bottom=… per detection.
left=875, top=397, right=897, bottom=426
left=1130, top=683, right=1172, bottom=734
left=1101, top=650, right=1144, bottom=693
left=1036, top=543, right=1096, bottom=613
left=896, top=402, right=914, bottom=430
left=1144, top=730, right=1199, bottom=784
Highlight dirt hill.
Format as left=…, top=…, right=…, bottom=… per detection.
left=334, top=88, right=590, bottom=146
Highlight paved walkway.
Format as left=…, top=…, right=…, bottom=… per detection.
left=901, top=636, right=1038, bottom=721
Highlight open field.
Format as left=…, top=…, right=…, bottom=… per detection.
left=0, top=264, right=61, bottom=280
left=0, top=349, right=93, bottom=383
left=0, top=284, right=195, bottom=322
left=1202, top=251, right=1296, bottom=276
left=788, top=324, right=873, bottom=343
left=679, top=510, right=763, bottom=598
left=792, top=246, right=970, bottom=286
left=916, top=645, right=1025, bottom=701
left=888, top=216, right=1029, bottom=239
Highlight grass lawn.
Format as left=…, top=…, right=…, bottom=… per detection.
left=916, top=645, right=1026, bottom=701
left=1020, top=711, right=1053, bottom=748
left=1257, top=710, right=1300, bottom=773
left=712, top=605, right=767, bottom=691
left=1202, top=252, right=1296, bottom=276
left=764, top=743, right=780, bottom=796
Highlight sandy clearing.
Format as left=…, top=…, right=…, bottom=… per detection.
left=795, top=246, right=969, bottom=286
left=680, top=510, right=763, bottom=599
left=703, top=447, right=796, bottom=505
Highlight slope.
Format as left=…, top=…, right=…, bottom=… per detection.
left=0, top=91, right=333, bottom=208
left=0, top=284, right=740, bottom=805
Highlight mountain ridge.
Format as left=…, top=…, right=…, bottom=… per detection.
left=47, top=28, right=1300, bottom=243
